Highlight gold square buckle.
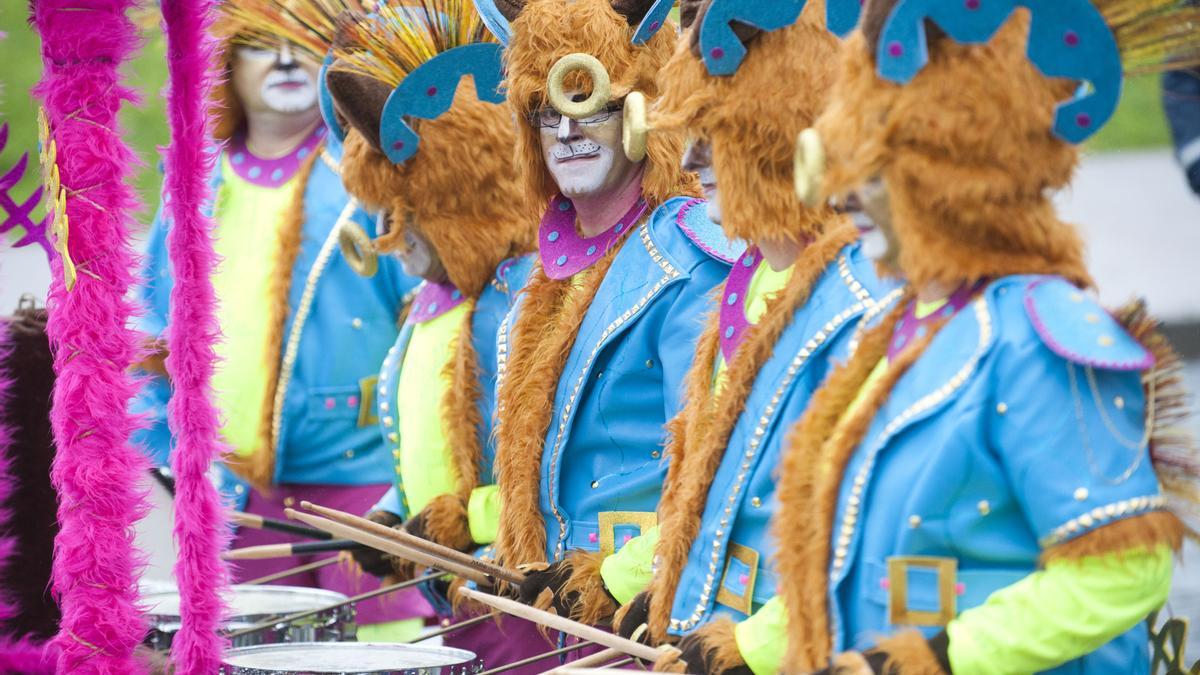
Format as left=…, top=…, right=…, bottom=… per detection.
left=357, top=376, right=379, bottom=428
left=715, top=543, right=759, bottom=615
left=597, top=511, right=657, bottom=556
left=886, top=556, right=957, bottom=627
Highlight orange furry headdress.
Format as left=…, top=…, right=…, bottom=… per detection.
left=808, top=0, right=1200, bottom=290
left=328, top=5, right=537, bottom=297
left=653, top=0, right=842, bottom=243
left=500, top=0, right=699, bottom=208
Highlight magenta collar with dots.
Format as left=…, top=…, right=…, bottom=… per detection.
left=538, top=194, right=648, bottom=280
left=226, top=126, right=326, bottom=188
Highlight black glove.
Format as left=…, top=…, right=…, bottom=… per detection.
left=673, top=627, right=754, bottom=675
left=516, top=558, right=577, bottom=615
left=352, top=511, right=403, bottom=578
left=614, top=591, right=653, bottom=642
left=810, top=631, right=951, bottom=675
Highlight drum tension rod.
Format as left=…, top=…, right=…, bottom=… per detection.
left=476, top=640, right=593, bottom=675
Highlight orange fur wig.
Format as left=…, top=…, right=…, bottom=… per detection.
left=503, top=0, right=699, bottom=209
left=653, top=0, right=842, bottom=244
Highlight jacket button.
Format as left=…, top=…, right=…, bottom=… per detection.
left=908, top=515, right=921, bottom=528
left=751, top=497, right=762, bottom=508
left=352, top=317, right=363, bottom=329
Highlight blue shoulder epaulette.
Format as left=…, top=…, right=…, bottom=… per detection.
left=1023, top=277, right=1153, bottom=372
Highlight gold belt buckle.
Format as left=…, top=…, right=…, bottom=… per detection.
left=887, top=556, right=957, bottom=627
left=597, top=511, right=657, bottom=556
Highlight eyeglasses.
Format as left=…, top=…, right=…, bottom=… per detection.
left=529, top=103, right=623, bottom=129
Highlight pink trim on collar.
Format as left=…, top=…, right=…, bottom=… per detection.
left=538, top=194, right=648, bottom=280
left=227, top=126, right=326, bottom=188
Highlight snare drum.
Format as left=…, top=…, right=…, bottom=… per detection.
left=145, top=585, right=354, bottom=650
left=219, top=642, right=483, bottom=675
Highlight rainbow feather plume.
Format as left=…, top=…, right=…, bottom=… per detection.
left=332, top=0, right=496, bottom=88
left=222, top=0, right=381, bottom=61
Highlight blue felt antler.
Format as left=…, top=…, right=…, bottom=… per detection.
left=698, top=0, right=865, bottom=76
left=379, top=43, right=506, bottom=165
left=875, top=0, right=1122, bottom=143
left=0, top=123, right=53, bottom=259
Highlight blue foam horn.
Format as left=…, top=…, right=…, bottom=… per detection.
left=472, top=0, right=514, bottom=45
left=379, top=43, right=507, bottom=165
left=318, top=52, right=348, bottom=145
left=875, top=0, right=1122, bottom=144
left=698, top=0, right=864, bottom=76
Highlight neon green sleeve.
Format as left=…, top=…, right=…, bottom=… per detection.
left=734, top=596, right=788, bottom=675
left=467, top=484, right=501, bottom=545
left=947, top=545, right=1174, bottom=675
left=599, top=526, right=660, bottom=605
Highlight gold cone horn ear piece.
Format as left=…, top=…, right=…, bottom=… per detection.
left=622, top=91, right=648, bottom=162
left=339, top=221, right=379, bottom=277
left=547, top=53, right=613, bottom=120
left=794, top=127, right=826, bottom=208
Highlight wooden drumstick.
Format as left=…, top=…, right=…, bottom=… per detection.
left=284, top=509, right=491, bottom=585
left=456, top=587, right=675, bottom=664
left=299, top=501, right=525, bottom=585
left=555, top=647, right=624, bottom=669
left=223, top=539, right=362, bottom=560
left=228, top=511, right=334, bottom=541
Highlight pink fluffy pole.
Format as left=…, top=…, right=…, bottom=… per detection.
left=158, top=0, right=231, bottom=671
left=32, top=1, right=151, bottom=672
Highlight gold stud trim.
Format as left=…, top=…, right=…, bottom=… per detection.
left=1040, top=495, right=1165, bottom=547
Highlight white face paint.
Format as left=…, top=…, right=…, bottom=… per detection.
left=854, top=178, right=900, bottom=266
left=387, top=215, right=448, bottom=283
left=681, top=139, right=720, bottom=224
left=536, top=93, right=641, bottom=200
left=233, top=43, right=319, bottom=117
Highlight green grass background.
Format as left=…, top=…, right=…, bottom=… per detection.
left=0, top=5, right=1175, bottom=235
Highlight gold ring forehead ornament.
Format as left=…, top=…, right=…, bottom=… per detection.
left=546, top=53, right=613, bottom=120
left=339, top=221, right=379, bottom=278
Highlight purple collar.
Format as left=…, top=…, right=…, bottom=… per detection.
left=227, top=126, right=326, bottom=188
left=538, top=195, right=649, bottom=280
left=407, top=281, right=468, bottom=325
left=718, top=247, right=764, bottom=363
left=888, top=281, right=985, bottom=360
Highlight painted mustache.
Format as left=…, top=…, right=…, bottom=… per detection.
left=552, top=141, right=602, bottom=161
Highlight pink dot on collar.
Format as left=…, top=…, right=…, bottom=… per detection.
left=588, top=532, right=598, bottom=543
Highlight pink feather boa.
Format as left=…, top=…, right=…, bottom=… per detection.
left=159, top=0, right=231, bottom=671
left=0, top=322, right=54, bottom=673
left=32, top=1, right=151, bottom=672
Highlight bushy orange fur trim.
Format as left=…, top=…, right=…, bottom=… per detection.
left=816, top=16, right=1091, bottom=290
left=653, top=1, right=840, bottom=244
left=558, top=549, right=619, bottom=625
left=419, top=493, right=476, bottom=552
left=1113, top=300, right=1200, bottom=538
left=1042, top=511, right=1185, bottom=565
left=337, top=80, right=538, bottom=297
left=647, top=224, right=859, bottom=641
left=441, top=305, right=485, bottom=500
left=505, top=0, right=699, bottom=210
left=776, top=296, right=945, bottom=671
left=875, top=631, right=947, bottom=675
left=493, top=248, right=624, bottom=567
left=655, top=618, right=745, bottom=675
left=224, top=147, right=321, bottom=491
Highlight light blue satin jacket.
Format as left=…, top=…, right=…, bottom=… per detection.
left=132, top=137, right=419, bottom=508
left=501, top=197, right=744, bottom=562
left=822, top=275, right=1165, bottom=673
left=373, top=255, right=535, bottom=518
left=667, top=242, right=892, bottom=636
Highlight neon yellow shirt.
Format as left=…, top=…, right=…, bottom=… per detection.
left=212, top=155, right=296, bottom=456
left=714, top=262, right=794, bottom=391
left=396, top=300, right=473, bottom=515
